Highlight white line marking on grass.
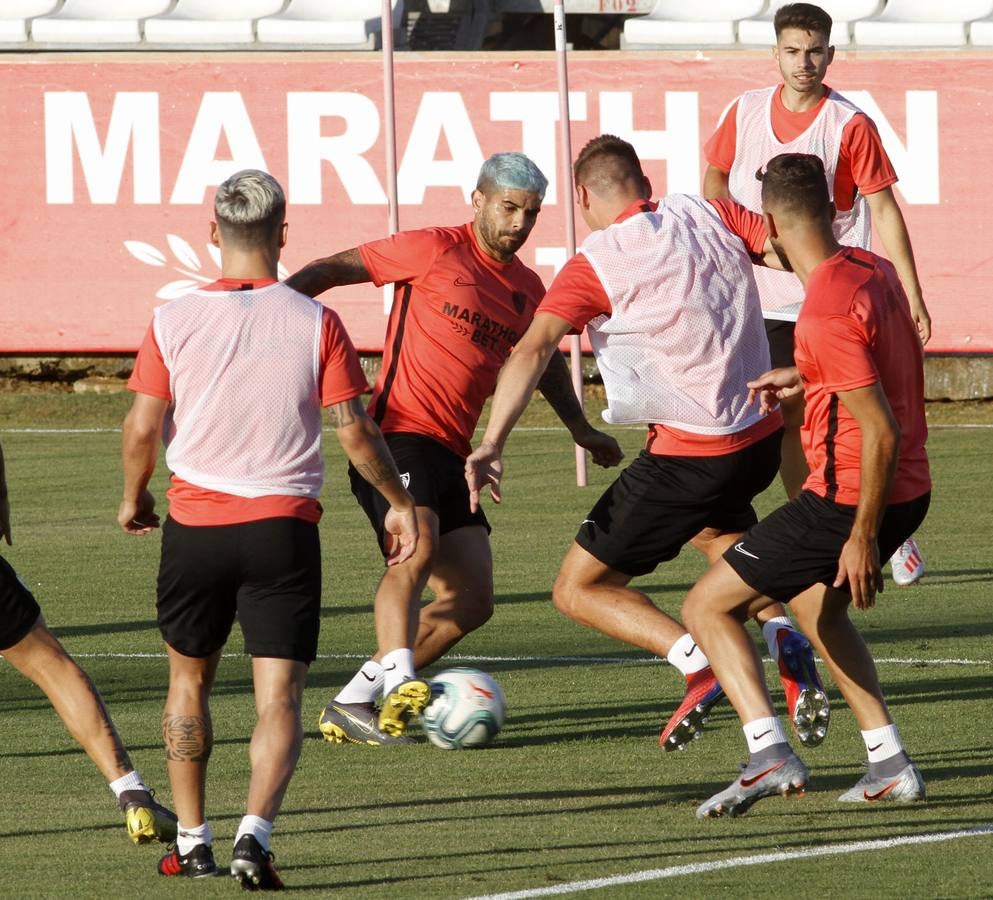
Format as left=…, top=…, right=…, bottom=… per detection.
left=464, top=826, right=993, bottom=900
left=31, top=652, right=992, bottom=666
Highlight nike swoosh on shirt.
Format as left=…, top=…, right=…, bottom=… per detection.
left=454, top=274, right=478, bottom=287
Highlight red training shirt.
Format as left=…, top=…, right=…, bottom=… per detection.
left=358, top=223, right=546, bottom=459
left=795, top=248, right=930, bottom=506
left=705, top=84, right=897, bottom=211
left=128, top=277, right=369, bottom=526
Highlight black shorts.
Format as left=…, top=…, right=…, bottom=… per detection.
left=157, top=516, right=321, bottom=662
left=349, top=432, right=489, bottom=555
left=576, top=428, right=782, bottom=577
left=724, top=490, right=932, bottom=603
left=764, top=319, right=797, bottom=369
left=0, top=554, right=41, bottom=651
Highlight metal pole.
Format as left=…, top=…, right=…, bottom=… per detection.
left=554, top=1, right=588, bottom=487
left=382, top=0, right=399, bottom=312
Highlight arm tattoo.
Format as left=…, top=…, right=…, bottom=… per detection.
left=162, top=714, right=213, bottom=763
left=355, top=451, right=400, bottom=486
left=328, top=399, right=359, bottom=429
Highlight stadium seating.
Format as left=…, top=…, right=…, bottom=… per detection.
left=256, top=0, right=404, bottom=49
left=0, top=1, right=59, bottom=44
left=30, top=0, right=171, bottom=44
left=737, top=1, right=883, bottom=47
left=145, top=1, right=287, bottom=45
left=623, top=1, right=766, bottom=48
left=853, top=0, right=993, bottom=46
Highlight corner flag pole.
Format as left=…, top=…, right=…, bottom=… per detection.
left=554, top=1, right=589, bottom=487
left=382, top=0, right=399, bottom=313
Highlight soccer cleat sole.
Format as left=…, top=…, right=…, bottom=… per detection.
left=378, top=680, right=431, bottom=737
left=791, top=687, right=831, bottom=747
left=126, top=806, right=178, bottom=845
left=661, top=702, right=717, bottom=752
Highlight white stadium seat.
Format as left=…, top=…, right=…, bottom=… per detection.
left=145, top=1, right=286, bottom=45
left=30, top=0, right=171, bottom=44
left=257, top=0, right=403, bottom=49
left=622, top=1, right=766, bottom=49
left=0, top=0, right=60, bottom=43
left=737, top=1, right=881, bottom=48
left=853, top=0, right=993, bottom=47
left=969, top=14, right=993, bottom=43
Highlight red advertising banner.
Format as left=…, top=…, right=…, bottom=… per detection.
left=0, top=52, right=989, bottom=353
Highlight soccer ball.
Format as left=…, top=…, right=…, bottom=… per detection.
left=422, top=668, right=505, bottom=749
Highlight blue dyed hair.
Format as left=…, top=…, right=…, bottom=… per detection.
left=476, top=152, right=548, bottom=198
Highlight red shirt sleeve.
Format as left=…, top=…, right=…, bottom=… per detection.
left=839, top=113, right=898, bottom=196
left=703, top=99, right=740, bottom=172
left=708, top=199, right=769, bottom=258
left=127, top=320, right=171, bottom=400
left=319, top=308, right=370, bottom=406
left=357, top=227, right=459, bottom=287
left=536, top=253, right=611, bottom=334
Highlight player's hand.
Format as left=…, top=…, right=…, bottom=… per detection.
left=465, top=443, right=503, bottom=513
left=383, top=504, right=418, bottom=566
left=573, top=425, right=624, bottom=469
left=746, top=366, right=803, bottom=414
left=118, top=490, right=160, bottom=535
left=835, top=534, right=883, bottom=610
left=910, top=296, right=932, bottom=346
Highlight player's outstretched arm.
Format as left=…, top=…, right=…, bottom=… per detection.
left=329, top=397, right=418, bottom=565
left=833, top=382, right=899, bottom=610
left=285, top=248, right=372, bottom=299
left=746, top=366, right=803, bottom=414
left=0, top=442, right=11, bottom=545
left=466, top=313, right=572, bottom=511
left=865, top=188, right=931, bottom=345
left=537, top=351, right=623, bottom=469
left=119, top=393, right=168, bottom=535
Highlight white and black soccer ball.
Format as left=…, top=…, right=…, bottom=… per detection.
left=422, top=667, right=506, bottom=749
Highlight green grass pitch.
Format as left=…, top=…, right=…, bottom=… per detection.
left=1, top=393, right=991, bottom=898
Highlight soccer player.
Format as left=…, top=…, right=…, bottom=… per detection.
left=286, top=152, right=622, bottom=746
left=120, top=170, right=417, bottom=887
left=685, top=153, right=930, bottom=819
left=0, top=441, right=176, bottom=845
left=465, top=135, right=828, bottom=752
left=703, top=2, right=930, bottom=585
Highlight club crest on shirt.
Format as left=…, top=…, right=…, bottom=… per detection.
left=400, top=472, right=411, bottom=489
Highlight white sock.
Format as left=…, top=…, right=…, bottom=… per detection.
left=666, top=633, right=710, bottom=676
left=335, top=660, right=384, bottom=705
left=381, top=648, right=416, bottom=696
left=861, top=724, right=904, bottom=763
left=108, top=770, right=147, bottom=798
left=744, top=716, right=789, bottom=753
left=235, top=815, right=273, bottom=853
left=761, top=617, right=796, bottom=661
left=177, top=821, right=212, bottom=856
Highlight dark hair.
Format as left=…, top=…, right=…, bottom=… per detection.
left=573, top=134, right=645, bottom=190
left=759, top=153, right=831, bottom=219
left=774, top=3, right=832, bottom=39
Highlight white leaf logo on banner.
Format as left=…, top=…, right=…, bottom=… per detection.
left=206, top=243, right=222, bottom=269
left=156, top=279, right=203, bottom=300
left=166, top=234, right=201, bottom=271
left=124, top=241, right=167, bottom=266
left=125, top=234, right=216, bottom=299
